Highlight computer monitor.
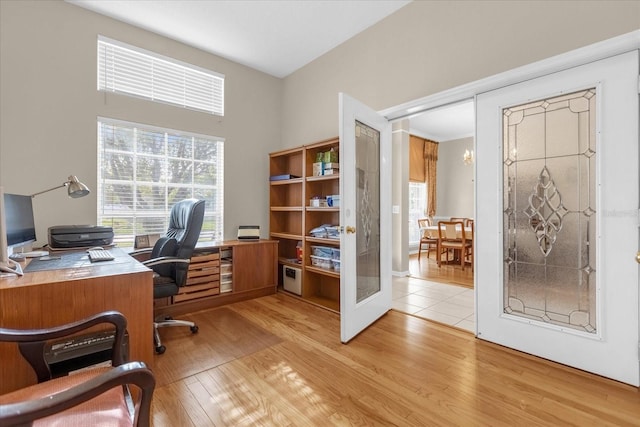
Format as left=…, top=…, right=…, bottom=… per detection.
left=4, top=192, right=37, bottom=249
left=0, top=187, right=24, bottom=275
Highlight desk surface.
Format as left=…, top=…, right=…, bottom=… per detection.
left=0, top=247, right=150, bottom=290
left=0, top=247, right=153, bottom=394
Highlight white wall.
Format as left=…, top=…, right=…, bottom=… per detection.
left=0, top=0, right=282, bottom=245
left=279, top=0, right=638, bottom=273
left=1, top=0, right=638, bottom=256
left=280, top=1, right=639, bottom=145
left=435, top=137, right=474, bottom=220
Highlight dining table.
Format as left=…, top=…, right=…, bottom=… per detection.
left=421, top=223, right=474, bottom=267
left=422, top=224, right=473, bottom=240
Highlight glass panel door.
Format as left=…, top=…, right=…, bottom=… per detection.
left=476, top=51, right=639, bottom=386
left=339, top=93, right=392, bottom=343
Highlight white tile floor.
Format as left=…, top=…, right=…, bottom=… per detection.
left=392, top=276, right=475, bottom=333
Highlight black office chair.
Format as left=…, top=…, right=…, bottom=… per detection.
left=134, top=198, right=205, bottom=354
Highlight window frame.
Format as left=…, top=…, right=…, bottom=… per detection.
left=97, top=117, right=224, bottom=246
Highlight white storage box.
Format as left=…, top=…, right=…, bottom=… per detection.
left=311, top=245, right=333, bottom=258
left=325, top=226, right=340, bottom=239
left=310, top=255, right=332, bottom=270
left=332, top=259, right=341, bottom=272
left=220, top=261, right=232, bottom=275
left=327, top=195, right=340, bottom=207
left=283, top=265, right=301, bottom=295
left=221, top=279, right=232, bottom=293
left=323, top=168, right=339, bottom=176
left=309, top=198, right=327, bottom=207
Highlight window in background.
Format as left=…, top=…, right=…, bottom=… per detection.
left=97, top=118, right=224, bottom=246
left=408, top=182, right=427, bottom=246
left=97, top=36, right=225, bottom=116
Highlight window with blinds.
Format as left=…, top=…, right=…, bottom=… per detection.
left=97, top=36, right=224, bottom=115
left=97, top=118, right=224, bottom=245
left=408, top=182, right=427, bottom=246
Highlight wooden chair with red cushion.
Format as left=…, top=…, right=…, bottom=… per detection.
left=0, top=311, right=155, bottom=426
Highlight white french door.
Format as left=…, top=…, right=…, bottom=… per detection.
left=476, top=51, right=639, bottom=385
left=339, top=93, right=392, bottom=343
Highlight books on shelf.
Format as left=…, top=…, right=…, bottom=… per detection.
left=270, top=174, right=300, bottom=181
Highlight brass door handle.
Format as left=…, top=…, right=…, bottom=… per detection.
left=636, top=251, right=640, bottom=264
left=346, top=226, right=356, bottom=234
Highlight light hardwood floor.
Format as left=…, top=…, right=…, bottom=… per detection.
left=410, top=252, right=474, bottom=288
left=151, top=294, right=640, bottom=426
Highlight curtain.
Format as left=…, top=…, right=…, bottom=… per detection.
left=409, top=135, right=426, bottom=182
left=424, top=139, right=439, bottom=217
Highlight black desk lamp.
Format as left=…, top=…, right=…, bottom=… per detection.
left=31, top=175, right=90, bottom=199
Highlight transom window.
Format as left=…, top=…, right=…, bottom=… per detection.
left=97, top=118, right=224, bottom=245
left=97, top=36, right=224, bottom=115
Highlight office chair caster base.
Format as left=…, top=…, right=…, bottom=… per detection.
left=155, top=345, right=166, bottom=354
left=190, top=325, right=199, bottom=334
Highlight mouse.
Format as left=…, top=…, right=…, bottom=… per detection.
left=8, top=253, right=25, bottom=261
left=87, top=246, right=105, bottom=251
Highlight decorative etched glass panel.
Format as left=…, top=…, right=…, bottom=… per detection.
left=503, top=89, right=596, bottom=333
left=355, top=121, right=381, bottom=303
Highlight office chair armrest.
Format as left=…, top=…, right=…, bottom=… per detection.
left=0, top=311, right=128, bottom=382
left=142, top=256, right=190, bottom=268
left=0, top=361, right=155, bottom=427
left=129, top=247, right=153, bottom=257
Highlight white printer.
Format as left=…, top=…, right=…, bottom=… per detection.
left=237, top=225, right=260, bottom=240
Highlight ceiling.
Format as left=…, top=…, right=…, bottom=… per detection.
left=67, top=0, right=474, bottom=142
left=410, top=101, right=475, bottom=142
left=67, top=0, right=411, bottom=78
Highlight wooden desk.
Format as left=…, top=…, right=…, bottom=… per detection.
left=151, top=239, right=279, bottom=318
left=0, top=248, right=153, bottom=394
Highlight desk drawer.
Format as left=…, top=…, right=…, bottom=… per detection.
left=174, top=282, right=220, bottom=302
left=178, top=251, right=222, bottom=301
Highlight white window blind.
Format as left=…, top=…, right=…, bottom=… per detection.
left=97, top=36, right=224, bottom=115
left=97, top=118, right=224, bottom=245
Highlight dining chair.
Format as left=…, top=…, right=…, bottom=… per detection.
left=464, top=219, right=474, bottom=271
left=450, top=217, right=467, bottom=223
left=417, top=218, right=438, bottom=261
left=437, top=220, right=472, bottom=271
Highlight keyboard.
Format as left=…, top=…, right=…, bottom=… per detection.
left=87, top=249, right=115, bottom=262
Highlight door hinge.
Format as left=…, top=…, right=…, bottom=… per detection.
left=637, top=75, right=640, bottom=94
